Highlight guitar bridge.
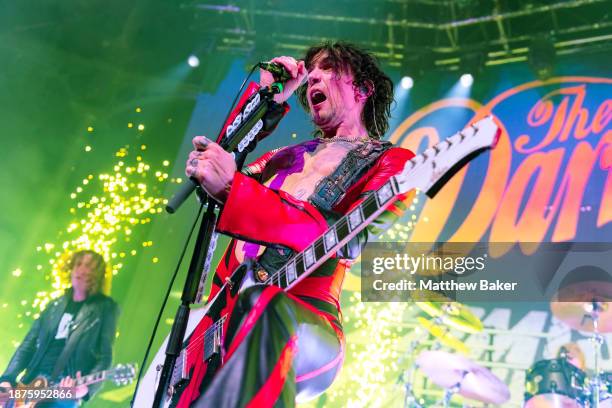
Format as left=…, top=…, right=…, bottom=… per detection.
left=168, top=349, right=190, bottom=396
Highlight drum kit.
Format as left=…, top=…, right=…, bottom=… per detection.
left=401, top=283, right=611, bottom=407
left=526, top=281, right=612, bottom=408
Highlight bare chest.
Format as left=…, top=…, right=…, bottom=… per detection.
left=268, top=142, right=353, bottom=200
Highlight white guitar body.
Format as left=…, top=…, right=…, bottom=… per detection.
left=132, top=307, right=208, bottom=408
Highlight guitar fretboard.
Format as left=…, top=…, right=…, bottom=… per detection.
left=263, top=178, right=399, bottom=289
left=77, top=371, right=106, bottom=386
left=51, top=364, right=134, bottom=387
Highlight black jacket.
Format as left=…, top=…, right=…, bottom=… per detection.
left=0, top=290, right=119, bottom=397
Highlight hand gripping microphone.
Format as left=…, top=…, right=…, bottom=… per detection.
left=166, top=65, right=291, bottom=213
left=258, top=61, right=293, bottom=82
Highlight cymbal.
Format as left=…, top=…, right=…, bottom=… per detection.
left=417, top=316, right=469, bottom=355
left=551, top=281, right=612, bottom=333
left=416, top=350, right=510, bottom=405
left=415, top=297, right=483, bottom=334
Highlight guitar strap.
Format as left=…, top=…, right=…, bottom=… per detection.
left=50, top=305, right=97, bottom=380
left=309, top=140, right=391, bottom=212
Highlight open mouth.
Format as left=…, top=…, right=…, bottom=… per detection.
left=310, top=90, right=327, bottom=107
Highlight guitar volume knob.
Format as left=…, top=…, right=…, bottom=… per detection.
left=256, top=268, right=269, bottom=282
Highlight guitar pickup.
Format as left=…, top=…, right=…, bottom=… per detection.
left=169, top=350, right=190, bottom=386
left=213, top=329, right=222, bottom=356
left=180, top=351, right=189, bottom=380
left=203, top=320, right=225, bottom=362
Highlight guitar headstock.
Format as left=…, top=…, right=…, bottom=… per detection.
left=109, top=363, right=137, bottom=386
left=395, top=115, right=500, bottom=197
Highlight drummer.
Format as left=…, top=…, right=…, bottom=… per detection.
left=558, top=342, right=586, bottom=371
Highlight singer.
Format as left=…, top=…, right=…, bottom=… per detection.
left=184, top=41, right=414, bottom=407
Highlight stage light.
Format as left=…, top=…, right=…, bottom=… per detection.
left=400, top=76, right=414, bottom=90
left=460, top=73, right=474, bottom=87
left=187, top=55, right=200, bottom=68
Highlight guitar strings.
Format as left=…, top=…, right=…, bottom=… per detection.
left=181, top=316, right=227, bottom=355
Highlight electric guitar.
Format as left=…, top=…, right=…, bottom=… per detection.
left=133, top=116, right=501, bottom=408
left=0, top=363, right=136, bottom=408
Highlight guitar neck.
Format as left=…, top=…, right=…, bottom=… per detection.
left=263, top=177, right=400, bottom=290
left=75, top=370, right=108, bottom=387
left=48, top=369, right=109, bottom=388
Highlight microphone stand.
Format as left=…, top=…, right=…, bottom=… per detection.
left=151, top=84, right=283, bottom=408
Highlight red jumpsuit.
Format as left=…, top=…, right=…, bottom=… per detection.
left=187, top=138, right=414, bottom=407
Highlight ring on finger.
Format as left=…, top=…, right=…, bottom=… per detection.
left=190, top=158, right=198, bottom=167
left=197, top=137, right=210, bottom=148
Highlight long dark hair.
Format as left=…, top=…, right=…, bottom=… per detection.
left=66, top=249, right=107, bottom=293
left=296, top=41, right=394, bottom=139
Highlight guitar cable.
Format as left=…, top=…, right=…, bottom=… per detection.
left=130, top=64, right=260, bottom=407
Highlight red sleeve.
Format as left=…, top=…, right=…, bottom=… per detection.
left=216, top=172, right=329, bottom=252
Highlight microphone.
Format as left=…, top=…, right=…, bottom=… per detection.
left=166, top=178, right=199, bottom=213
left=258, top=61, right=293, bottom=82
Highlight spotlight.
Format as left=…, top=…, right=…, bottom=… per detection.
left=400, top=76, right=414, bottom=90
left=460, top=74, right=473, bottom=87
left=187, top=55, right=200, bottom=68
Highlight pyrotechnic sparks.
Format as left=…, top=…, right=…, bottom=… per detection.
left=320, top=297, right=414, bottom=408
left=14, top=141, right=180, bottom=322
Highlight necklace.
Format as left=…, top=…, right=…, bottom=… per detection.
left=318, top=135, right=370, bottom=144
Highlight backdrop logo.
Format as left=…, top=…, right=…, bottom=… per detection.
left=390, top=77, right=612, bottom=256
